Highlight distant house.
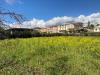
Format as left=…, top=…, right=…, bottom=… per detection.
left=65, top=23, right=75, bottom=31
left=39, top=22, right=84, bottom=33
left=47, top=26, right=59, bottom=33
left=34, top=27, right=42, bottom=32
left=73, top=22, right=83, bottom=30
left=57, top=23, right=74, bottom=32
left=47, top=27, right=53, bottom=33
left=94, top=26, right=100, bottom=32
left=40, top=28, right=48, bottom=33
left=33, top=22, right=84, bottom=33
left=46, top=24, right=73, bottom=33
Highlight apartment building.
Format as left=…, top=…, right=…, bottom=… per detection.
left=58, top=23, right=75, bottom=32
left=47, top=26, right=59, bottom=33
left=38, top=22, right=84, bottom=33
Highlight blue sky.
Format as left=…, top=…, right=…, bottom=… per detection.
left=1, top=0, right=100, bottom=28
left=1, top=0, right=100, bottom=20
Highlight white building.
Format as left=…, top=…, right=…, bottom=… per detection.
left=58, top=23, right=74, bottom=31
left=94, top=26, right=100, bottom=32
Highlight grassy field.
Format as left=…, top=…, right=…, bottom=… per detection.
left=0, top=36, right=100, bottom=75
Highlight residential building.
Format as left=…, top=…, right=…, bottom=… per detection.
left=40, top=28, right=48, bottom=33
left=34, top=27, right=42, bottom=32
left=35, top=22, right=84, bottom=33
left=48, top=26, right=59, bottom=33
left=94, top=26, right=100, bottom=32
left=58, top=23, right=75, bottom=32
left=73, top=22, right=83, bottom=30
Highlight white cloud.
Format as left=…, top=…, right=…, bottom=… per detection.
left=5, top=0, right=23, bottom=5
left=11, top=12, right=100, bottom=28
left=46, top=13, right=100, bottom=26
left=5, top=0, right=16, bottom=4
left=75, top=13, right=100, bottom=24
left=22, top=18, right=46, bottom=28
left=46, top=16, right=74, bottom=26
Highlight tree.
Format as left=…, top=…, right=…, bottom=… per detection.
left=89, top=24, right=95, bottom=29
left=0, top=8, right=25, bottom=39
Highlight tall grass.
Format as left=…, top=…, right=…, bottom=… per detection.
left=0, top=36, right=100, bottom=75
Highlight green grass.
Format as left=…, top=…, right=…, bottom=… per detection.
left=0, top=36, right=100, bottom=75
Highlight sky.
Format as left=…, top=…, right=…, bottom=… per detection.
left=1, top=0, right=100, bottom=28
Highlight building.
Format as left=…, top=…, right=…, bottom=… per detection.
left=34, top=27, right=42, bottom=32
left=46, top=23, right=74, bottom=33
left=94, top=26, right=100, bottom=32
left=33, top=22, right=84, bottom=33
left=6, top=28, right=34, bottom=38
left=65, top=23, right=75, bottom=31
left=57, top=23, right=74, bottom=32
left=40, top=28, right=48, bottom=33
left=73, top=22, right=83, bottom=30
left=47, top=26, right=59, bottom=33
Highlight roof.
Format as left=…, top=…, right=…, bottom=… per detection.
left=94, top=26, right=100, bottom=28
left=6, top=28, right=33, bottom=31
left=34, top=27, right=42, bottom=29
